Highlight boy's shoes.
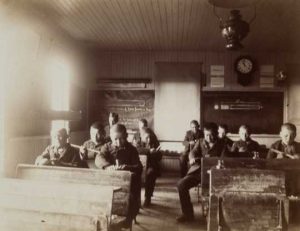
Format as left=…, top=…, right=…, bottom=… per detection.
left=176, top=215, right=194, bottom=223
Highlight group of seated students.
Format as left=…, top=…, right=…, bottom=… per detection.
left=177, top=120, right=300, bottom=223
left=35, top=112, right=161, bottom=229
left=35, top=112, right=300, bottom=225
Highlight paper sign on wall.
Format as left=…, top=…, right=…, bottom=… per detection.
left=260, top=77, right=274, bottom=88
left=260, top=65, right=274, bottom=76
left=211, top=76, right=225, bottom=88
left=210, top=65, right=225, bottom=76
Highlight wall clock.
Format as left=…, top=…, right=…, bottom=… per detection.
left=234, top=55, right=255, bottom=86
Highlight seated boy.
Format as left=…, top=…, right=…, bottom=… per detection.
left=267, top=123, right=300, bottom=159
left=231, top=125, right=260, bottom=156
left=79, top=122, right=106, bottom=164
left=137, top=127, right=162, bottom=207
left=132, top=118, right=149, bottom=147
left=95, top=124, right=143, bottom=228
left=218, top=124, right=233, bottom=155
left=180, top=120, right=204, bottom=178
left=104, top=112, right=119, bottom=142
left=176, top=122, right=223, bottom=223
left=35, top=128, right=85, bottom=168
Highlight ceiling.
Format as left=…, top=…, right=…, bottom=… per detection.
left=7, top=0, right=300, bottom=52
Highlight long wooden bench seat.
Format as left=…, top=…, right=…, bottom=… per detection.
left=0, top=178, right=117, bottom=231
left=16, top=164, right=133, bottom=219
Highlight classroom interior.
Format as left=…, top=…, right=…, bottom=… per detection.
left=1, top=0, right=300, bottom=230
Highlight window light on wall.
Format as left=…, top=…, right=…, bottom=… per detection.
left=47, top=56, right=71, bottom=140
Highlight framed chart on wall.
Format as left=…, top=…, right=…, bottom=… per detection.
left=202, top=91, right=284, bottom=134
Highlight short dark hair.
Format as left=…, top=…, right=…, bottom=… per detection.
left=282, top=123, right=297, bottom=134
left=139, top=119, right=148, bottom=127
left=91, top=122, right=105, bottom=133
left=109, top=112, right=119, bottom=122
left=190, top=120, right=199, bottom=127
left=52, top=128, right=69, bottom=138
left=110, top=124, right=127, bottom=137
left=219, top=124, right=229, bottom=133
left=203, top=122, right=218, bottom=137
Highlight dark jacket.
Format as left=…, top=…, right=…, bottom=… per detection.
left=95, top=141, right=142, bottom=220
left=95, top=142, right=143, bottom=175
left=137, top=131, right=162, bottom=174
left=231, top=139, right=260, bottom=154
left=187, top=138, right=223, bottom=175
left=36, top=143, right=85, bottom=168
left=219, top=136, right=234, bottom=156
left=267, top=140, right=300, bottom=159
left=182, top=129, right=204, bottom=154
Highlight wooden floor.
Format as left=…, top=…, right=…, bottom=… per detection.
left=136, top=174, right=300, bottom=231
left=137, top=174, right=209, bottom=231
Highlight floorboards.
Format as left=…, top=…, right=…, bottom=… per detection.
left=135, top=173, right=300, bottom=231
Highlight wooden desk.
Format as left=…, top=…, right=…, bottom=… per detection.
left=201, top=158, right=300, bottom=197
left=0, top=178, right=117, bottom=231
left=208, top=168, right=288, bottom=231
left=16, top=164, right=132, bottom=217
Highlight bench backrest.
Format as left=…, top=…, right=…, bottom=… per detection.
left=16, top=164, right=132, bottom=216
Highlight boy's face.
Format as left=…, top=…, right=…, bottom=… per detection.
left=90, top=127, right=103, bottom=144
left=218, top=127, right=226, bottom=139
left=141, top=133, right=150, bottom=144
left=204, top=129, right=215, bottom=144
left=111, top=131, right=127, bottom=148
left=280, top=127, right=296, bottom=145
left=190, top=123, right=199, bottom=134
left=138, top=121, right=146, bottom=130
left=109, top=114, right=117, bottom=126
left=52, top=131, right=68, bottom=147
left=239, top=127, right=249, bottom=141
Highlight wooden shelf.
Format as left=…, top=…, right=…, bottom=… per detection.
left=202, top=86, right=285, bottom=92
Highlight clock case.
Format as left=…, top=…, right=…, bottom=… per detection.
left=234, top=55, right=256, bottom=86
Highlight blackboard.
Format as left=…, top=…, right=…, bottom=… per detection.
left=202, top=91, right=284, bottom=134
left=88, top=90, right=154, bottom=129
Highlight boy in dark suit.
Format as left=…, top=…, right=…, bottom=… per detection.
left=231, top=125, right=260, bottom=156
left=180, top=120, right=203, bottom=177
left=176, top=122, right=223, bottom=223
left=95, top=124, right=142, bottom=228
left=137, top=127, right=161, bottom=207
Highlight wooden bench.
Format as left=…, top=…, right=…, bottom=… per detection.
left=0, top=178, right=117, bottom=231
left=16, top=164, right=132, bottom=219
left=208, top=168, right=288, bottom=231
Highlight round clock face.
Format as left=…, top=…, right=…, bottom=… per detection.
left=236, top=57, right=254, bottom=74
